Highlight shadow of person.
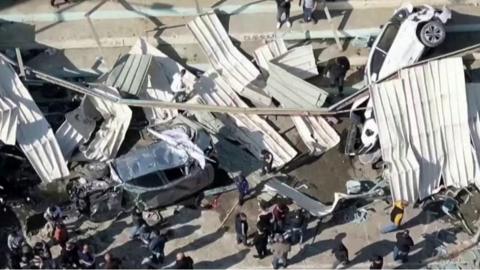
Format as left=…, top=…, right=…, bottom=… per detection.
left=194, top=248, right=250, bottom=268
left=289, top=232, right=347, bottom=265
left=165, top=227, right=227, bottom=263
left=79, top=220, right=129, bottom=254
left=349, top=239, right=395, bottom=267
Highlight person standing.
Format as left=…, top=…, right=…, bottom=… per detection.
left=261, top=150, right=274, bottom=176
left=130, top=207, right=148, bottom=239
left=275, top=0, right=292, bottom=29
left=235, top=213, right=249, bottom=246
left=60, top=241, right=80, bottom=269
left=79, top=244, right=96, bottom=269
left=370, top=255, right=383, bottom=269
left=103, top=252, right=121, bottom=269
left=253, top=228, right=269, bottom=259
left=53, top=222, right=69, bottom=249
left=171, top=69, right=187, bottom=102
left=173, top=252, right=194, bottom=269
left=394, top=230, right=414, bottom=263
left=332, top=241, right=349, bottom=268
left=298, top=0, right=317, bottom=23
left=146, top=230, right=172, bottom=265
left=235, top=175, right=250, bottom=206
left=325, top=56, right=350, bottom=96
left=7, top=230, right=25, bottom=269
left=44, top=205, right=63, bottom=229
left=271, top=234, right=291, bottom=269
left=382, top=201, right=406, bottom=233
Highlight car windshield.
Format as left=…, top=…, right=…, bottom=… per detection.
left=376, top=23, right=400, bottom=52
left=126, top=166, right=185, bottom=188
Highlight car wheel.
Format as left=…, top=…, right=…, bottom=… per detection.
left=420, top=20, right=446, bottom=48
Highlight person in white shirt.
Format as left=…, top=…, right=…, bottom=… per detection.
left=170, top=69, right=187, bottom=102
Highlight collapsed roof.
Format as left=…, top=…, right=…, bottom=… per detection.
left=372, top=57, right=478, bottom=202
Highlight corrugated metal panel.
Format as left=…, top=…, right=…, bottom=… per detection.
left=187, top=13, right=271, bottom=105
left=0, top=58, right=69, bottom=182
left=78, top=84, right=132, bottom=161
left=271, top=45, right=319, bottom=79
left=291, top=116, right=340, bottom=155
left=266, top=62, right=328, bottom=109
left=55, top=105, right=96, bottom=160
left=106, top=54, right=152, bottom=96
left=372, top=58, right=476, bottom=202
left=128, top=38, right=190, bottom=125
left=254, top=39, right=288, bottom=76
left=467, top=83, right=480, bottom=168
left=194, top=71, right=297, bottom=167
left=0, top=96, right=18, bottom=145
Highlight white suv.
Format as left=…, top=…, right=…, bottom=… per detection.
left=365, top=4, right=451, bottom=84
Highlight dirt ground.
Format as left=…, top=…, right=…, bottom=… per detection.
left=28, top=190, right=470, bottom=269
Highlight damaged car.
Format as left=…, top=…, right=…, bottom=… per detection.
left=110, top=129, right=215, bottom=211
left=365, top=4, right=451, bottom=83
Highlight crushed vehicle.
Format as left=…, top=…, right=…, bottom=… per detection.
left=61, top=125, right=215, bottom=222
left=365, top=3, right=451, bottom=83
left=349, top=3, right=452, bottom=162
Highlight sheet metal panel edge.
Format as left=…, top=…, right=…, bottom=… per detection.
left=128, top=38, right=184, bottom=125
left=79, top=84, right=132, bottom=161
left=254, top=39, right=288, bottom=76
left=0, top=96, right=18, bottom=145
left=271, top=44, right=319, bottom=80
left=187, top=13, right=270, bottom=104
left=266, top=62, right=328, bottom=109
left=467, top=83, right=480, bottom=184
left=0, top=59, right=69, bottom=182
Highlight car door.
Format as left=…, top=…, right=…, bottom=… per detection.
left=366, top=22, right=400, bottom=83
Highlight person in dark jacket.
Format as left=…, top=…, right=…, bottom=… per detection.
left=394, top=230, right=414, bottom=262
left=235, top=213, right=249, bottom=246
left=370, top=255, right=383, bottom=269
left=146, top=230, right=172, bottom=265
left=235, top=175, right=250, bottom=206
left=261, top=149, right=274, bottom=175
left=103, top=252, right=121, bottom=269
left=253, top=229, right=269, bottom=259
left=325, top=56, right=351, bottom=96
left=275, top=0, right=292, bottom=29
left=60, top=241, right=80, bottom=269
left=78, top=244, right=96, bottom=269
left=332, top=242, right=349, bottom=268
left=173, top=252, right=194, bottom=269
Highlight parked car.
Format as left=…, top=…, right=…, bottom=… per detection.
left=365, top=4, right=452, bottom=83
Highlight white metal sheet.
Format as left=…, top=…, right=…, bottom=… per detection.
left=0, top=96, right=18, bottom=145
left=291, top=116, right=340, bottom=156
left=467, top=83, right=480, bottom=171
left=55, top=104, right=96, bottom=160
left=0, top=59, right=69, bottom=182
left=372, top=57, right=476, bottom=202
left=271, top=45, right=319, bottom=79
left=254, top=39, right=288, bottom=76
left=265, top=62, right=328, bottom=109
left=77, top=85, right=132, bottom=161
left=194, top=71, right=297, bottom=167
left=187, top=13, right=271, bottom=105
left=128, top=38, right=188, bottom=126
